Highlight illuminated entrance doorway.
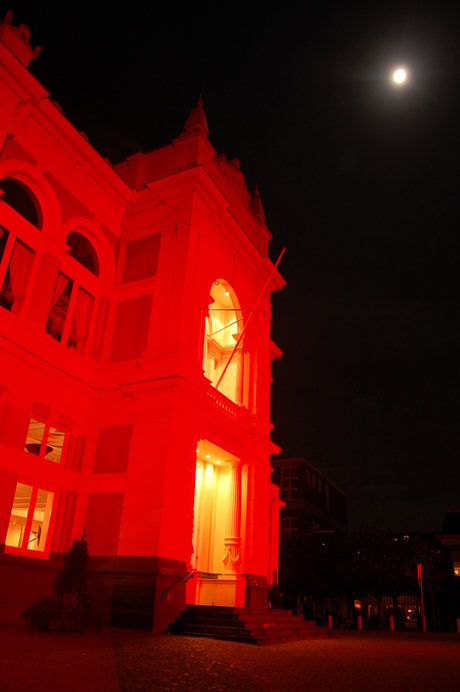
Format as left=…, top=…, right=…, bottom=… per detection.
left=189, top=439, right=247, bottom=607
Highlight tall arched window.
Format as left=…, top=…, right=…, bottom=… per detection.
left=46, top=231, right=99, bottom=356
left=0, top=177, right=42, bottom=315
left=0, top=177, right=42, bottom=229
left=203, top=280, right=244, bottom=404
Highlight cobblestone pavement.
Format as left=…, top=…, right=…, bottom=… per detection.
left=1, top=626, right=459, bottom=692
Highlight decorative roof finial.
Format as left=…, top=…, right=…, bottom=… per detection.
left=183, top=96, right=209, bottom=137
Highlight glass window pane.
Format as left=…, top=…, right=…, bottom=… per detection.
left=24, top=418, right=46, bottom=455
left=29, top=488, right=54, bottom=552
left=69, top=286, right=94, bottom=355
left=45, top=427, right=65, bottom=463
left=46, top=272, right=73, bottom=343
left=0, top=239, right=36, bottom=313
left=66, top=232, right=99, bottom=276
left=0, top=225, right=9, bottom=263
left=0, top=253, right=12, bottom=311
left=6, top=482, right=33, bottom=548
left=0, top=178, right=42, bottom=228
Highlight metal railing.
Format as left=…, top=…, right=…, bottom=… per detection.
left=160, top=569, right=197, bottom=602
left=252, top=580, right=271, bottom=609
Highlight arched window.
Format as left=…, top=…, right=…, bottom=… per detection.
left=0, top=178, right=42, bottom=316
left=203, top=280, right=244, bottom=405
left=0, top=177, right=42, bottom=229
left=66, top=231, right=99, bottom=276
left=46, top=232, right=99, bottom=357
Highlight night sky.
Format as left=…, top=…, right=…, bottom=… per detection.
left=9, top=2, right=460, bottom=532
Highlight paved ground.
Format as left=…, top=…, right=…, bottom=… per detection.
left=1, top=626, right=459, bottom=691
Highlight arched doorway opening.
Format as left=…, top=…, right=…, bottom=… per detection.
left=203, top=279, right=244, bottom=404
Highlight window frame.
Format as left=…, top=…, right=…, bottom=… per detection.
left=280, top=466, right=299, bottom=501
left=0, top=200, right=42, bottom=318
left=46, top=241, right=100, bottom=357
left=4, top=478, right=58, bottom=559
left=280, top=516, right=298, bottom=540
left=23, top=414, right=69, bottom=465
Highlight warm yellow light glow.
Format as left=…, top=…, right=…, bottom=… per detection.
left=205, top=455, right=211, bottom=459
left=216, top=460, right=221, bottom=464
left=393, top=68, right=406, bottom=84
left=224, top=290, right=229, bottom=296
left=196, top=448, right=200, bottom=453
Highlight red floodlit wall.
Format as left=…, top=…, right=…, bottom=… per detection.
left=0, top=15, right=285, bottom=631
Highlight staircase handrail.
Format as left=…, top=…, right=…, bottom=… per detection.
left=252, top=580, right=271, bottom=609
left=160, top=569, right=197, bottom=601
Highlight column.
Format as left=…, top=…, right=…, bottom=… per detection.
left=234, top=348, right=244, bottom=406
left=222, top=460, right=243, bottom=574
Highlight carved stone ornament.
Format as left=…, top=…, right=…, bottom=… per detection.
left=0, top=10, right=43, bottom=66
left=217, top=155, right=252, bottom=203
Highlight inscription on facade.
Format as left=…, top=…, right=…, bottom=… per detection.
left=205, top=420, right=243, bottom=450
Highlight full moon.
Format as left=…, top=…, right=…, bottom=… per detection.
left=393, top=68, right=406, bottom=84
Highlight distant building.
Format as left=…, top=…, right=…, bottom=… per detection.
left=270, top=457, right=347, bottom=618
left=0, top=14, right=285, bottom=632
left=270, top=457, right=347, bottom=542
left=438, top=510, right=460, bottom=627
left=439, top=511, right=460, bottom=577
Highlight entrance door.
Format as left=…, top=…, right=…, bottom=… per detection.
left=191, top=440, right=242, bottom=572
left=190, top=439, right=247, bottom=607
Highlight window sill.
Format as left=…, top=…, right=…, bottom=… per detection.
left=3, top=547, right=50, bottom=561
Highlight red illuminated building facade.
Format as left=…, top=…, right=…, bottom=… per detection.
left=0, top=15, right=285, bottom=631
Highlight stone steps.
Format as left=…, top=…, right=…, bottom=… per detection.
left=168, top=605, right=337, bottom=646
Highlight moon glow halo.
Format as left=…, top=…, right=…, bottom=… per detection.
left=393, top=68, right=406, bottom=84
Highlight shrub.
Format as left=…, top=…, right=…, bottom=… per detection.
left=22, top=533, right=102, bottom=633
